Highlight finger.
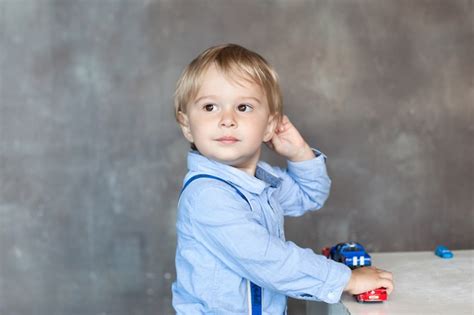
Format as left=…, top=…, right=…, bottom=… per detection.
left=279, top=115, right=291, bottom=131
left=275, top=121, right=284, bottom=133
left=378, top=270, right=393, bottom=280
left=278, top=121, right=289, bottom=132
left=270, top=133, right=282, bottom=147
left=377, top=278, right=394, bottom=295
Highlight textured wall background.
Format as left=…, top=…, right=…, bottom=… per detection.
left=0, top=0, right=472, bottom=314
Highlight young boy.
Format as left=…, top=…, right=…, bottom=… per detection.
left=171, top=44, right=393, bottom=314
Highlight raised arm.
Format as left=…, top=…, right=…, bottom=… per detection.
left=266, top=115, right=331, bottom=216
left=273, top=154, right=331, bottom=216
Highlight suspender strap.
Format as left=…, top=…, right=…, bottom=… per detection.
left=250, top=281, right=262, bottom=315
left=180, top=174, right=250, bottom=206
left=180, top=174, right=262, bottom=315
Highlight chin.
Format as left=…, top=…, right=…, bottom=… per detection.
left=197, top=145, right=260, bottom=168
left=213, top=155, right=245, bottom=166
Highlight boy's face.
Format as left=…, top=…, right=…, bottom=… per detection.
left=178, top=65, right=277, bottom=175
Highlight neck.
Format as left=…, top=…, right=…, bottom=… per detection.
left=232, top=153, right=260, bottom=177
left=234, top=164, right=256, bottom=176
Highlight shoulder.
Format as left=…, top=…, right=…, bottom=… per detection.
left=181, top=175, right=240, bottom=199
left=179, top=177, right=250, bottom=222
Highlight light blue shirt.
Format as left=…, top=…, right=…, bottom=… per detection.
left=172, top=151, right=351, bottom=314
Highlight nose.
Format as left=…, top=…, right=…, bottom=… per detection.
left=219, top=108, right=237, bottom=128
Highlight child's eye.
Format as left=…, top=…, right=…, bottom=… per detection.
left=203, top=104, right=217, bottom=112
left=237, top=104, right=253, bottom=112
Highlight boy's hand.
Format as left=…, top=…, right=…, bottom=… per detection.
left=266, top=115, right=315, bottom=162
left=344, top=266, right=394, bottom=295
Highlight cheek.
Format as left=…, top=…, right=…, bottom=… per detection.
left=188, top=118, right=211, bottom=140
left=246, top=119, right=272, bottom=141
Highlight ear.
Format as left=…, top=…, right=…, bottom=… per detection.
left=263, top=113, right=279, bottom=142
left=177, top=111, right=194, bottom=143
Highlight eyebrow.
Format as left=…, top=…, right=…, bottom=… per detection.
left=194, top=95, right=262, bottom=104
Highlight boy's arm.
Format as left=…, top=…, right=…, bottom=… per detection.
left=266, top=115, right=331, bottom=216
left=183, top=184, right=350, bottom=304
left=273, top=153, right=331, bottom=216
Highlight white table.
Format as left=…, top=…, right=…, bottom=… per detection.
left=307, top=250, right=474, bottom=315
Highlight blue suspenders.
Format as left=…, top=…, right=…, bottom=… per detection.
left=180, top=174, right=262, bottom=315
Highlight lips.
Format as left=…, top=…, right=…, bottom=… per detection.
left=216, top=136, right=239, bottom=144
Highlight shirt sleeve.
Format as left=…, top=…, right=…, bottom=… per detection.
left=184, top=183, right=351, bottom=303
left=273, top=149, right=332, bottom=217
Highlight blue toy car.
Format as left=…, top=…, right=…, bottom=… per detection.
left=329, top=242, right=372, bottom=269
left=435, top=245, right=453, bottom=259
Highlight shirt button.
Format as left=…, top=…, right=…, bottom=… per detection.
left=327, top=292, right=335, bottom=300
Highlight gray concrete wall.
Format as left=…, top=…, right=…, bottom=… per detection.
left=0, top=0, right=472, bottom=314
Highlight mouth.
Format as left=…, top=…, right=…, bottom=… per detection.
left=215, top=136, right=239, bottom=144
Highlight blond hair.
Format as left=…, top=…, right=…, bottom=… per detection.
left=174, top=43, right=283, bottom=121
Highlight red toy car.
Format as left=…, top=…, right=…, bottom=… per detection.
left=355, top=288, right=387, bottom=303
left=322, top=247, right=331, bottom=258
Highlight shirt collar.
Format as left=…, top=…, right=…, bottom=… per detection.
left=186, top=151, right=282, bottom=195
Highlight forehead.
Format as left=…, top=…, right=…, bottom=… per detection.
left=196, top=65, right=265, bottom=98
